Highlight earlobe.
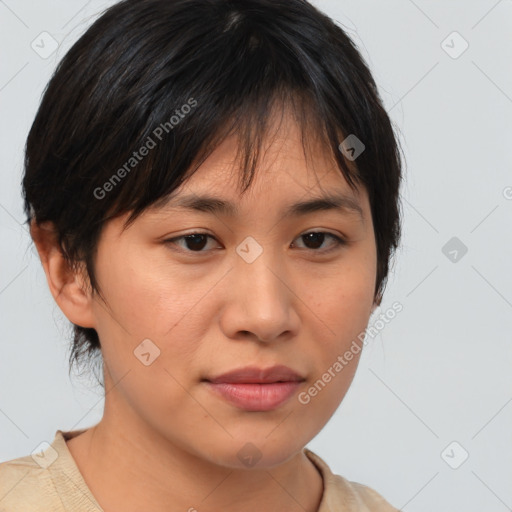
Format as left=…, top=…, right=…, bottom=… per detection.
left=30, top=220, right=96, bottom=329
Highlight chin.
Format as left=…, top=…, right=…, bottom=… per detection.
left=201, top=435, right=305, bottom=470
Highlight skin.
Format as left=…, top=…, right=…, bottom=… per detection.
left=32, top=108, right=378, bottom=512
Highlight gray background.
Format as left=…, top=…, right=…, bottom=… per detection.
left=1, top=1, right=511, bottom=510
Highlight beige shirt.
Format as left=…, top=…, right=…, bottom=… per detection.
left=0, top=429, right=399, bottom=511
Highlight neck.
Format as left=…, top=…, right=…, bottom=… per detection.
left=66, top=398, right=324, bottom=512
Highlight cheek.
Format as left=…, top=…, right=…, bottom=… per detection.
left=91, top=250, right=210, bottom=382
left=298, top=256, right=375, bottom=393
left=306, top=255, right=376, bottom=328
left=92, top=249, right=187, bottom=337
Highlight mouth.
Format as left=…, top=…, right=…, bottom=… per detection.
left=205, top=364, right=305, bottom=384
left=203, top=365, right=306, bottom=411
left=204, top=381, right=304, bottom=411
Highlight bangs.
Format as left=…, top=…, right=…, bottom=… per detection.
left=115, top=87, right=362, bottom=233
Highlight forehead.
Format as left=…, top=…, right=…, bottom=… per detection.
left=151, top=154, right=367, bottom=228
left=150, top=109, right=367, bottom=220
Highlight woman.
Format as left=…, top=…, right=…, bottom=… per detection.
left=0, top=0, right=403, bottom=510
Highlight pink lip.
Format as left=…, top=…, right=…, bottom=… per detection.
left=206, top=381, right=303, bottom=411
left=206, top=365, right=304, bottom=384
left=204, top=365, right=305, bottom=411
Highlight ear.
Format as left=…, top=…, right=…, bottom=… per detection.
left=30, top=219, right=96, bottom=329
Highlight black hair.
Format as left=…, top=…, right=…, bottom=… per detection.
left=22, top=0, right=404, bottom=387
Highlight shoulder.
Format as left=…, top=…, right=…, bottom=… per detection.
left=304, top=448, right=400, bottom=511
left=0, top=429, right=97, bottom=512
left=0, top=452, right=63, bottom=512
left=345, top=479, right=400, bottom=511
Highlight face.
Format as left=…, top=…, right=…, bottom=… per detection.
left=87, top=110, right=377, bottom=469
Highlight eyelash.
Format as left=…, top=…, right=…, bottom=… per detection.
left=163, top=231, right=347, bottom=255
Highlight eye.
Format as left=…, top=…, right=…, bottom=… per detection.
left=163, top=230, right=347, bottom=254
left=291, top=231, right=347, bottom=253
left=164, top=232, right=219, bottom=253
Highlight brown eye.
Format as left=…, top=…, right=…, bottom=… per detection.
left=181, top=234, right=209, bottom=251
left=292, top=231, right=346, bottom=253
left=164, top=232, right=219, bottom=253
left=164, top=230, right=346, bottom=255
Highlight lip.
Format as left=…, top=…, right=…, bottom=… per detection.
left=206, top=382, right=303, bottom=411
left=204, top=365, right=305, bottom=412
left=206, top=365, right=305, bottom=384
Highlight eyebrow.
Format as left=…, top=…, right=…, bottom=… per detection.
left=156, top=191, right=364, bottom=221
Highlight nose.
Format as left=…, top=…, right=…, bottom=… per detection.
left=219, top=255, right=300, bottom=343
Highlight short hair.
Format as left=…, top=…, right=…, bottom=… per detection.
left=22, top=0, right=404, bottom=386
